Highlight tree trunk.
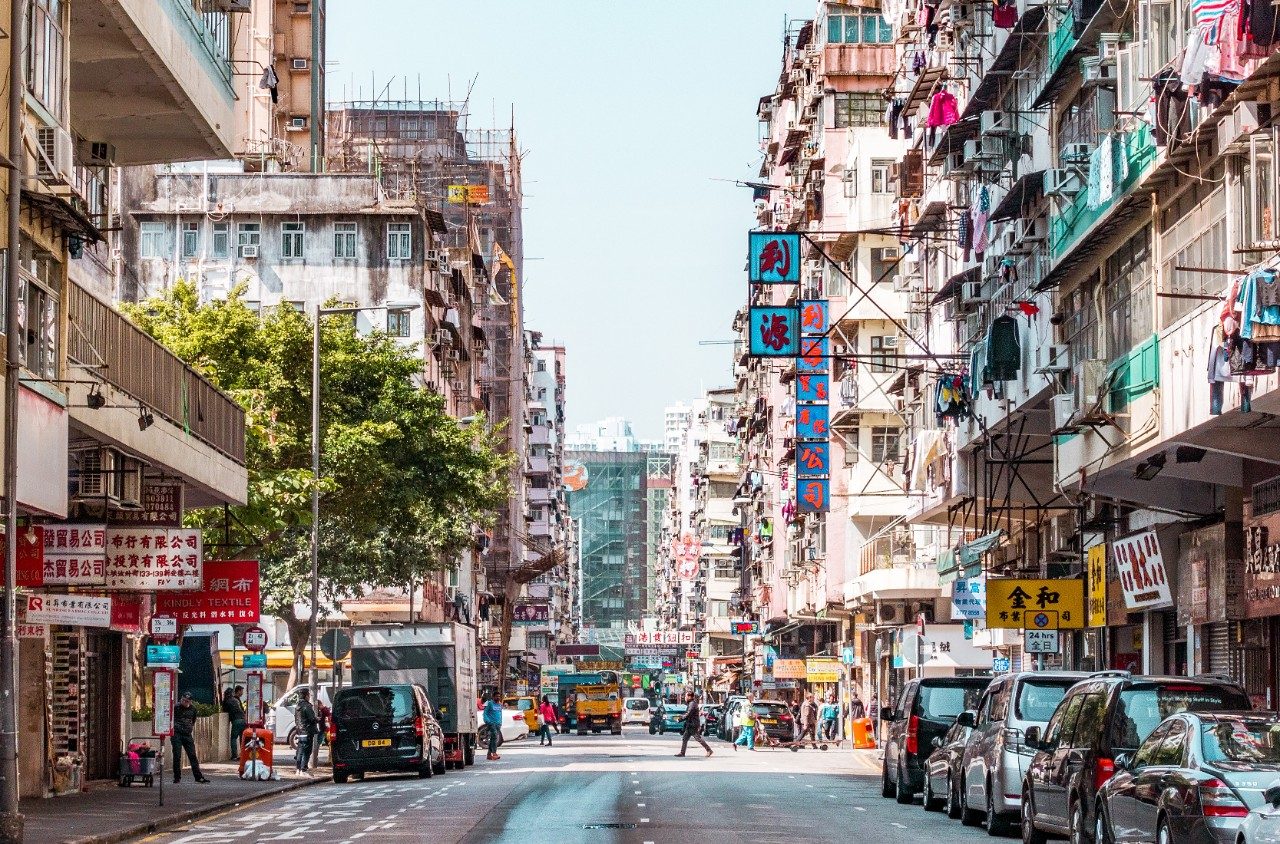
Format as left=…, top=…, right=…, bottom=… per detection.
left=282, top=611, right=309, bottom=690
left=495, top=578, right=517, bottom=697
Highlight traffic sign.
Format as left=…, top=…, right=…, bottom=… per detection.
left=916, top=612, right=927, bottom=636
left=242, top=625, right=268, bottom=652
left=146, top=644, right=180, bottom=668
left=150, top=615, right=178, bottom=643
left=241, top=652, right=267, bottom=668
left=320, top=628, right=351, bottom=660
left=1024, top=629, right=1061, bottom=654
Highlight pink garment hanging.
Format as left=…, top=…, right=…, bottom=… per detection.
left=926, top=90, right=959, bottom=127
left=993, top=0, right=1018, bottom=28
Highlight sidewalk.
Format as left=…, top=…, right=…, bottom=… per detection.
left=22, top=755, right=325, bottom=844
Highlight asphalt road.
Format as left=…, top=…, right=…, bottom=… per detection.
left=139, top=728, right=1007, bottom=843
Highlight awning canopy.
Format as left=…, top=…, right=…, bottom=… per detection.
left=905, top=66, right=946, bottom=115
left=990, top=170, right=1047, bottom=222
left=23, top=189, right=104, bottom=244
left=931, top=265, right=979, bottom=305
left=960, top=6, right=1049, bottom=120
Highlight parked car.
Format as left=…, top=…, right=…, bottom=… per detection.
left=503, top=695, right=540, bottom=732
left=623, top=697, right=651, bottom=726
left=330, top=683, right=446, bottom=783
left=702, top=704, right=723, bottom=736
left=923, top=715, right=975, bottom=819
left=652, top=703, right=688, bottom=734
left=1095, top=711, right=1280, bottom=844
left=958, top=670, right=1089, bottom=834
left=475, top=704, right=529, bottom=747
left=1237, top=782, right=1280, bottom=844
left=1021, top=674, right=1252, bottom=844
left=882, top=676, right=992, bottom=805
left=265, top=685, right=333, bottom=748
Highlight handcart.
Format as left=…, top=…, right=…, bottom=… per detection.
left=118, top=736, right=160, bottom=787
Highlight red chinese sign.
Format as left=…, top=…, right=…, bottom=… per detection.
left=104, top=528, right=202, bottom=591
left=156, top=559, right=259, bottom=623
left=43, top=523, right=106, bottom=585
left=798, top=478, right=829, bottom=513
left=109, top=594, right=146, bottom=633
left=0, top=526, right=44, bottom=587
left=797, top=442, right=831, bottom=477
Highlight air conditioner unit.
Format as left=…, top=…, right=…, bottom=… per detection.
left=436, top=256, right=451, bottom=273
left=961, top=280, right=986, bottom=304
left=449, top=349, right=463, bottom=362
left=35, top=126, right=73, bottom=184
left=1077, top=358, right=1110, bottom=409
left=451, top=380, right=466, bottom=393
left=118, top=459, right=143, bottom=509
left=876, top=602, right=900, bottom=625
left=875, top=246, right=900, bottom=261
left=291, top=58, right=309, bottom=70
left=1081, top=56, right=1115, bottom=86
left=72, top=447, right=110, bottom=499
left=1044, top=168, right=1083, bottom=198
left=240, top=244, right=259, bottom=258
left=1035, top=344, right=1071, bottom=373
left=426, top=249, right=443, bottom=264
left=432, top=329, right=452, bottom=348
left=77, top=139, right=116, bottom=167
left=980, top=110, right=1014, bottom=135
left=1018, top=217, right=1048, bottom=243
left=1061, top=143, right=1093, bottom=165
left=881, top=335, right=899, bottom=349
left=1052, top=393, right=1079, bottom=430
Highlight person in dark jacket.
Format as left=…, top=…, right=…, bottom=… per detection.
left=675, top=692, right=713, bottom=758
left=294, top=688, right=320, bottom=774
left=223, top=686, right=246, bottom=759
left=171, top=692, right=209, bottom=783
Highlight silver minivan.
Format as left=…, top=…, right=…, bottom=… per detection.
left=957, top=671, right=1088, bottom=834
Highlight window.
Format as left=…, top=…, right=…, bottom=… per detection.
left=211, top=223, right=229, bottom=259
left=1072, top=693, right=1109, bottom=749
left=139, top=222, right=165, bottom=259
left=870, top=335, right=898, bottom=372
left=843, top=166, right=857, bottom=198
left=288, top=116, right=308, bottom=130
left=1015, top=679, right=1076, bottom=722
left=1042, top=691, right=1084, bottom=750
left=293, top=1, right=310, bottom=11
left=387, top=223, right=412, bottom=260
left=18, top=256, right=58, bottom=380
left=1132, top=722, right=1170, bottom=768
left=237, top=223, right=260, bottom=256
left=1153, top=718, right=1188, bottom=766
left=291, top=58, right=309, bottom=70
left=180, top=222, right=199, bottom=259
left=709, top=600, right=729, bottom=618
left=333, top=222, right=357, bottom=258
left=526, top=632, right=549, bottom=651
left=714, top=559, right=738, bottom=579
left=826, top=6, right=893, bottom=43
left=1104, top=230, right=1153, bottom=356
left=870, top=426, right=901, bottom=463
left=833, top=92, right=885, bottom=128
left=281, top=221, right=305, bottom=259
left=387, top=309, right=411, bottom=338
left=26, top=0, right=65, bottom=118
left=871, top=159, right=894, bottom=194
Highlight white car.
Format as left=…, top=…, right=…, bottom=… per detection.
left=623, top=697, right=651, bottom=725
left=1238, top=783, right=1280, bottom=843
left=477, top=705, right=529, bottom=746
left=264, top=685, right=333, bottom=747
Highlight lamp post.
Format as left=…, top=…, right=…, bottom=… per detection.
left=308, top=299, right=419, bottom=763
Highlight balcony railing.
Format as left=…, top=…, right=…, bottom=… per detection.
left=67, top=281, right=245, bottom=463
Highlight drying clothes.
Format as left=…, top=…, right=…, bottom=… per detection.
left=992, top=0, right=1019, bottom=27
left=985, top=315, right=1022, bottom=382
left=957, top=209, right=973, bottom=255
left=935, top=374, right=971, bottom=423
left=1239, top=269, right=1280, bottom=338
left=888, top=98, right=905, bottom=139
left=1245, top=0, right=1280, bottom=48
left=1192, top=0, right=1236, bottom=42
left=969, top=339, right=990, bottom=396
left=913, top=50, right=926, bottom=73
left=1181, top=25, right=1217, bottom=84
left=926, top=89, right=960, bottom=128
left=1154, top=71, right=1191, bottom=147
left=1197, top=74, right=1236, bottom=108
left=972, top=186, right=991, bottom=257
left=999, top=257, right=1019, bottom=287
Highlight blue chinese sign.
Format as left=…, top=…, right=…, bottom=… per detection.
left=748, top=306, right=800, bottom=357
left=800, top=300, right=829, bottom=334
left=241, top=653, right=267, bottom=668
left=796, top=373, right=828, bottom=403
left=796, top=478, right=829, bottom=513
left=797, top=337, right=829, bottom=373
left=795, top=405, right=829, bottom=440
left=796, top=441, right=830, bottom=477
left=146, top=645, right=180, bottom=668
left=748, top=232, right=801, bottom=284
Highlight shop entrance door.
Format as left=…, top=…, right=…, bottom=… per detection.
left=84, top=630, right=122, bottom=780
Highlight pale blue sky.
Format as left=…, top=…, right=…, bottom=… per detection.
left=328, top=1, right=812, bottom=437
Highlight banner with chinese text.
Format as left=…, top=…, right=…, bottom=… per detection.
left=104, top=528, right=202, bottom=591
left=156, top=560, right=258, bottom=623
left=43, top=523, right=106, bottom=585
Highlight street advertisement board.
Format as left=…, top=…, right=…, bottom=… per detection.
left=104, top=527, right=202, bottom=590
left=26, top=594, right=112, bottom=627
left=153, top=669, right=175, bottom=737
left=42, top=523, right=105, bottom=585
left=246, top=671, right=264, bottom=727
left=1113, top=529, right=1173, bottom=610
left=950, top=576, right=986, bottom=620
left=805, top=658, right=840, bottom=683
left=0, top=526, right=43, bottom=587
left=771, top=658, right=805, bottom=679
left=156, top=560, right=259, bottom=623
left=1087, top=544, right=1108, bottom=627
left=985, top=578, right=1084, bottom=629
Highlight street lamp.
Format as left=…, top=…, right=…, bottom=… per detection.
left=308, top=299, right=420, bottom=757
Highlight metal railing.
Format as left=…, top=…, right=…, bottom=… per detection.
left=66, top=281, right=245, bottom=463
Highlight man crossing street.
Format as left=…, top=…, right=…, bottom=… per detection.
left=674, top=692, right=712, bottom=758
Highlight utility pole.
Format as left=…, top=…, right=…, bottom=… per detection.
left=0, top=0, right=25, bottom=837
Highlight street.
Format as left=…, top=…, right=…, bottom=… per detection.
left=139, top=730, right=993, bottom=844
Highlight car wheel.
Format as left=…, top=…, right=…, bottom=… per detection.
left=1157, top=817, right=1172, bottom=844
left=1070, top=799, right=1092, bottom=844
left=286, top=727, right=298, bottom=750
left=1094, top=804, right=1112, bottom=844
left=1022, top=788, right=1047, bottom=844
left=895, top=761, right=915, bottom=805
left=353, top=771, right=365, bottom=781
left=985, top=782, right=1009, bottom=836
left=333, top=771, right=349, bottom=784
left=418, top=760, right=433, bottom=779
left=923, top=774, right=944, bottom=812
left=463, top=741, right=475, bottom=767
left=882, top=761, right=897, bottom=799
left=947, top=775, right=963, bottom=820
left=432, top=753, right=446, bottom=775
left=961, top=787, right=983, bottom=825
left=659, top=726, right=665, bottom=735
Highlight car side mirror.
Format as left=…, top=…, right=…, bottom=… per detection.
left=881, top=707, right=896, bottom=722
left=955, top=710, right=977, bottom=728
left=1023, top=726, right=1042, bottom=749
left=1113, top=753, right=1132, bottom=772
left=1265, top=783, right=1280, bottom=807
left=932, top=736, right=945, bottom=749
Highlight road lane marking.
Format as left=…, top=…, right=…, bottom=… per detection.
left=641, top=818, right=650, bottom=823
left=854, top=807, right=866, bottom=812
left=891, top=822, right=907, bottom=829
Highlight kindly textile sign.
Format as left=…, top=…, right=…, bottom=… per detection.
left=156, top=560, right=259, bottom=624
left=1112, top=529, right=1173, bottom=611
left=26, top=594, right=112, bottom=627
left=103, top=527, right=202, bottom=591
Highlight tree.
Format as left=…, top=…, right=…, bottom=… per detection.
left=125, top=282, right=510, bottom=683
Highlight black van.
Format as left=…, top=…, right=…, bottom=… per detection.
left=330, top=683, right=446, bottom=783
left=881, top=676, right=992, bottom=804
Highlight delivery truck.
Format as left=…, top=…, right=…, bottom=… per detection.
left=350, top=622, right=478, bottom=768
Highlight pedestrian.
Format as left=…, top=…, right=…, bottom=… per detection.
left=675, top=692, right=712, bottom=758
left=799, top=693, right=819, bottom=748
left=790, top=701, right=802, bottom=742
left=820, top=694, right=839, bottom=741
left=316, top=697, right=332, bottom=746
left=482, top=693, right=504, bottom=760
left=849, top=689, right=866, bottom=721
left=537, top=695, right=557, bottom=746
left=294, top=688, right=320, bottom=774
left=171, top=691, right=209, bottom=783
left=733, top=697, right=757, bottom=751
left=551, top=700, right=563, bottom=733
left=223, top=685, right=246, bottom=760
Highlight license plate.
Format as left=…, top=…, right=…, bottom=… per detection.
left=760, top=718, right=777, bottom=724
left=361, top=738, right=392, bottom=748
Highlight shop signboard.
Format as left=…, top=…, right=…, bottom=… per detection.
left=155, top=560, right=259, bottom=623
left=626, top=631, right=695, bottom=646
left=42, top=523, right=106, bottom=586
left=748, top=232, right=801, bottom=284
left=1112, top=529, right=1173, bottom=610
left=985, top=578, right=1084, bottom=629
left=1245, top=518, right=1280, bottom=617
left=26, top=594, right=112, bottom=627
left=109, top=594, right=145, bottom=634
left=805, top=658, right=841, bottom=683
left=103, top=527, right=202, bottom=591
left=748, top=306, right=800, bottom=357
left=951, top=576, right=986, bottom=620
left=107, top=483, right=182, bottom=527
left=0, top=526, right=43, bottom=587
left=16, top=602, right=43, bottom=639
left=1087, top=544, right=1108, bottom=627
left=772, top=658, right=806, bottom=679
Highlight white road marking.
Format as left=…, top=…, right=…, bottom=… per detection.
left=854, top=806, right=867, bottom=812
left=635, top=790, right=641, bottom=794
left=891, top=822, right=908, bottom=829
left=638, top=802, right=646, bottom=807
left=641, top=818, right=650, bottom=823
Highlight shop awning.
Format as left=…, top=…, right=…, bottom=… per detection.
left=905, top=66, right=946, bottom=115
left=219, top=648, right=348, bottom=671
left=990, top=170, right=1047, bottom=222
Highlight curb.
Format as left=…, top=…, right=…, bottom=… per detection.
left=65, top=776, right=322, bottom=844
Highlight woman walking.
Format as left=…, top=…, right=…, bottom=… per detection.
left=538, top=695, right=557, bottom=746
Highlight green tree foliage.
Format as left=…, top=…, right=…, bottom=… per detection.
left=124, top=282, right=510, bottom=674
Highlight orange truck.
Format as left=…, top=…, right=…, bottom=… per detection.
left=573, top=673, right=622, bottom=735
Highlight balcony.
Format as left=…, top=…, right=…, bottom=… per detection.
left=823, top=44, right=897, bottom=76
left=70, top=0, right=236, bottom=164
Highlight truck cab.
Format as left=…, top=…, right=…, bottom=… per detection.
left=574, top=681, right=622, bottom=735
